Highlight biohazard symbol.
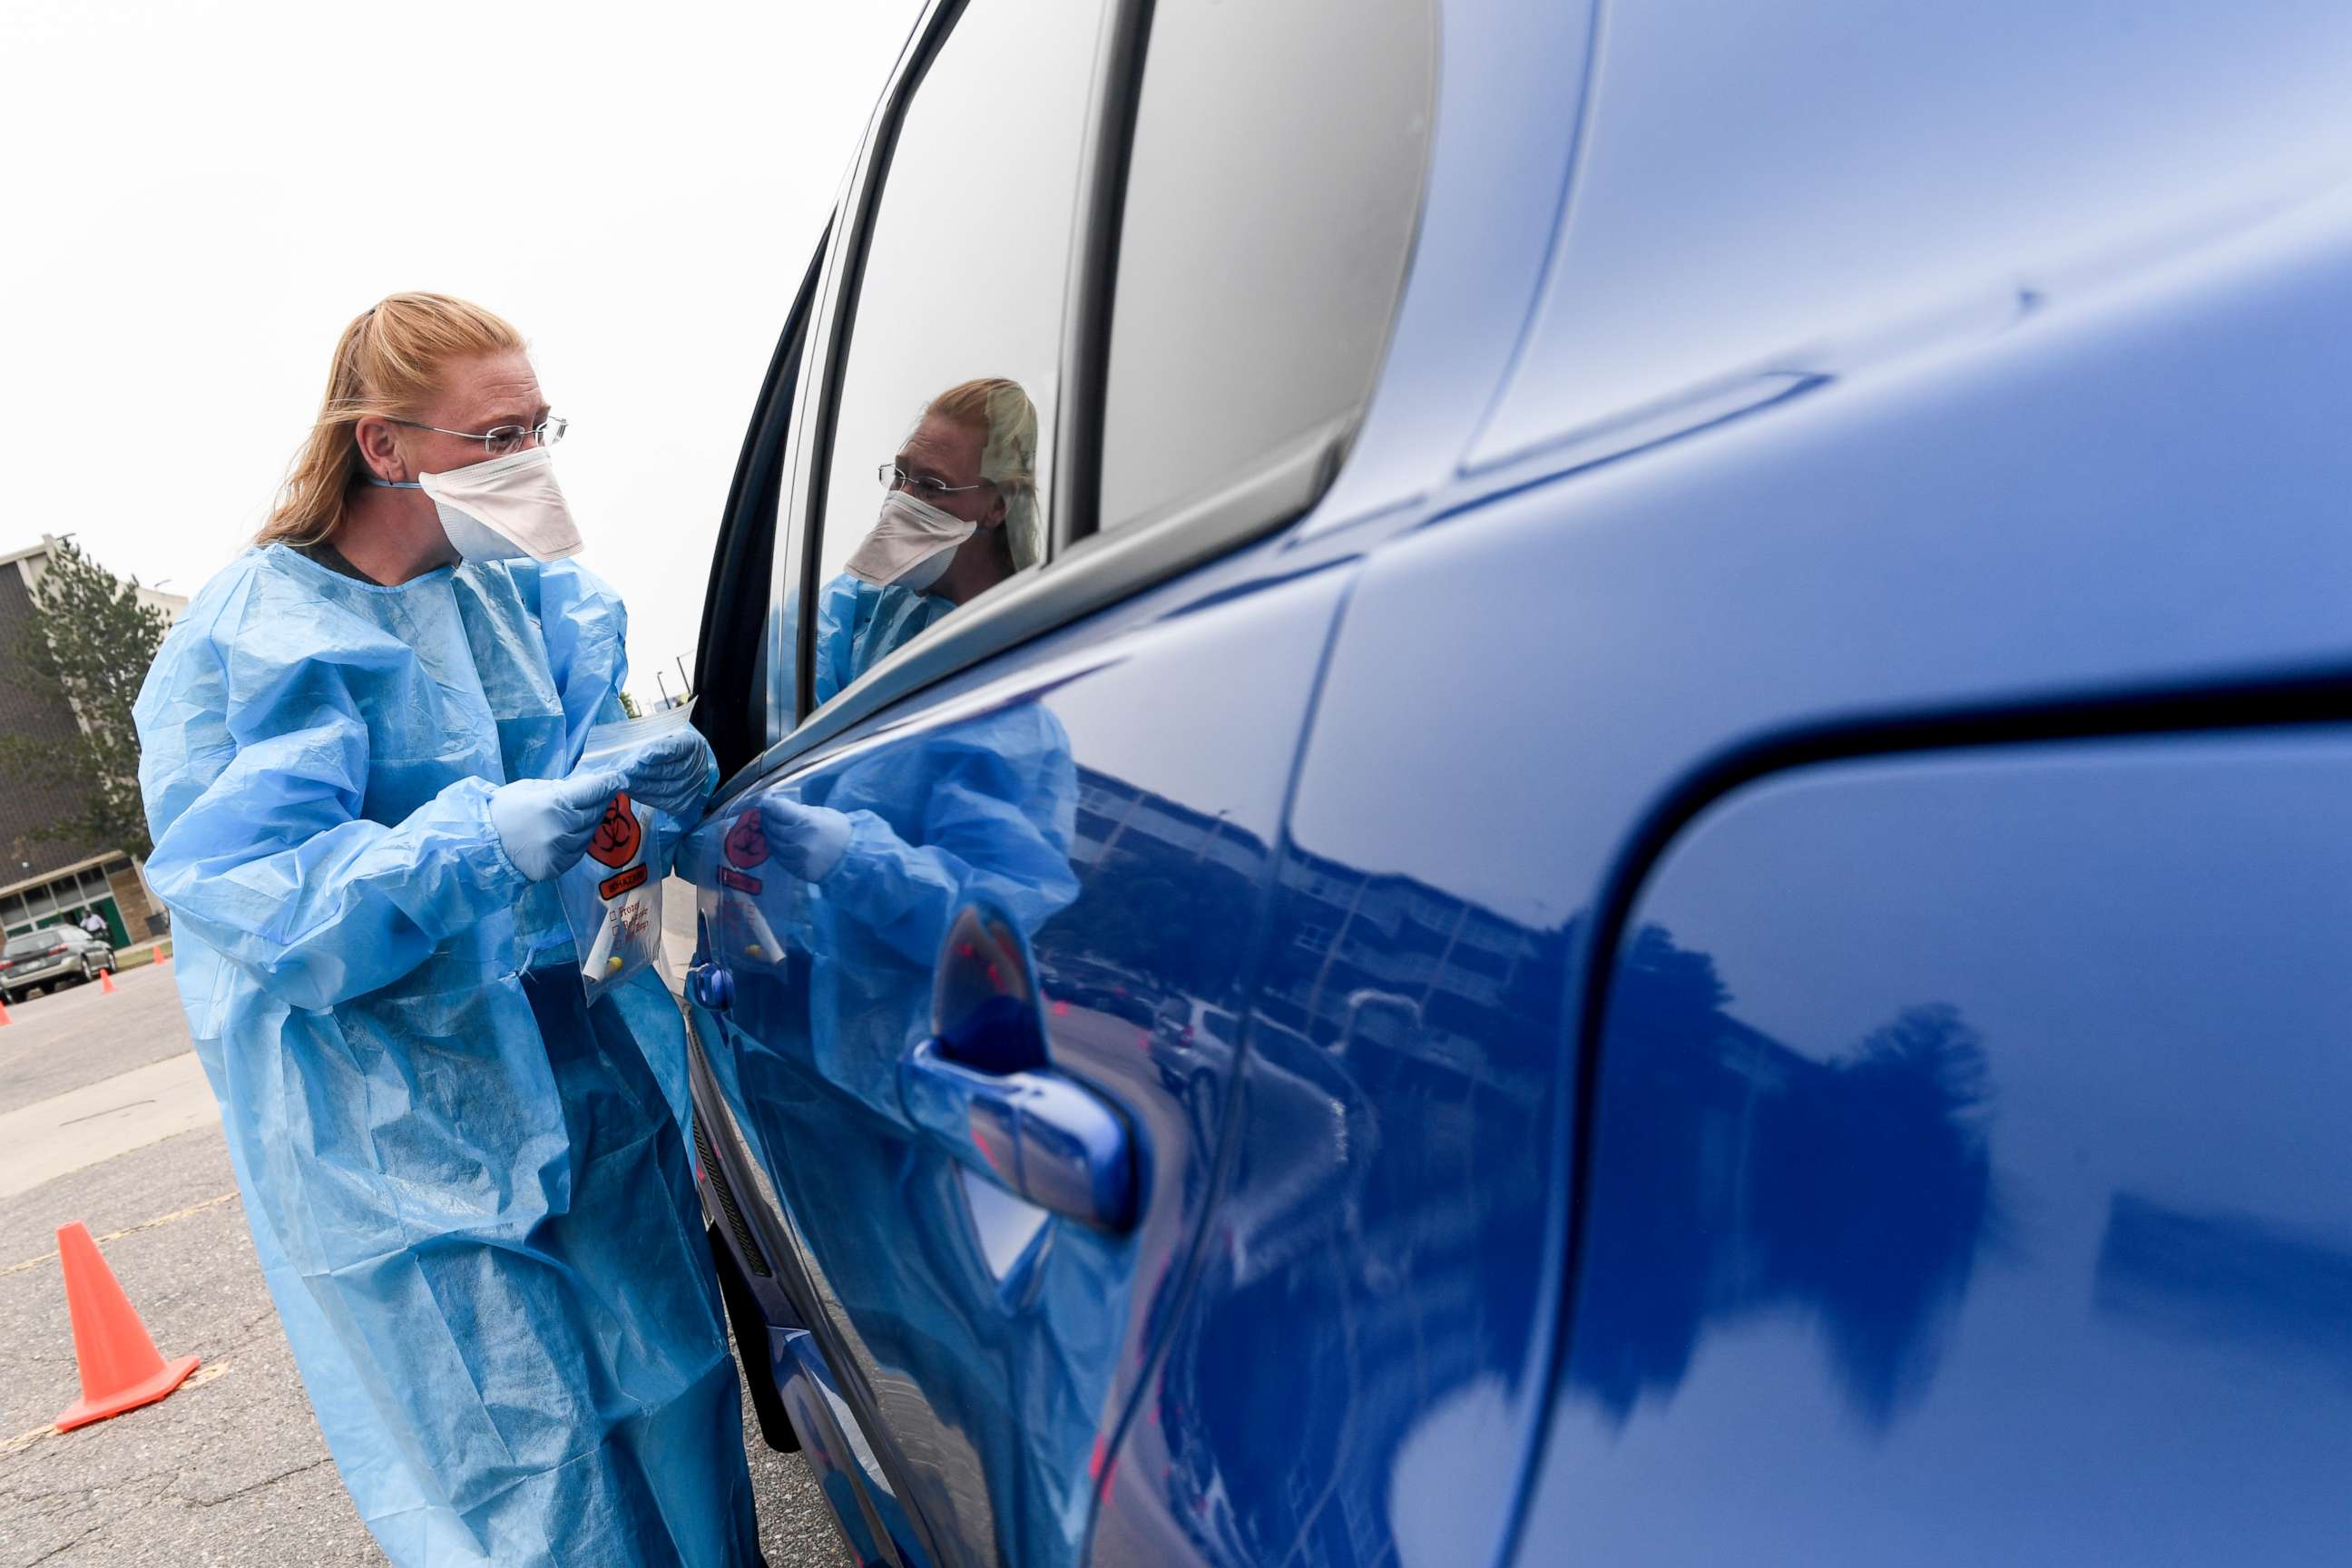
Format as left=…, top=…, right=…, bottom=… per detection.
left=724, top=808, right=769, bottom=868
left=718, top=808, right=769, bottom=894
left=587, top=790, right=642, bottom=869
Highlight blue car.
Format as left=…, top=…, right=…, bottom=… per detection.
left=675, top=1, right=2352, bottom=1563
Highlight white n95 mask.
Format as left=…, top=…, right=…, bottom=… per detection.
left=845, top=490, right=976, bottom=591
left=367, top=446, right=584, bottom=564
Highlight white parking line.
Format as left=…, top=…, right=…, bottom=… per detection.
left=0, top=1052, right=217, bottom=1200
left=0, top=1190, right=241, bottom=1277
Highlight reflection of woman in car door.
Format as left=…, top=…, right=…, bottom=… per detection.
left=723, top=698, right=1092, bottom=1562
left=814, top=377, right=1041, bottom=703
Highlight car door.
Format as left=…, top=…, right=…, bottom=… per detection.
left=678, top=2, right=1436, bottom=1564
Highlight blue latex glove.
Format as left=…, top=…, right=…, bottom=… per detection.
left=624, top=729, right=720, bottom=820
left=762, top=796, right=855, bottom=882
left=489, top=768, right=629, bottom=881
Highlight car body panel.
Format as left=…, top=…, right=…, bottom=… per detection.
left=1468, top=0, right=2352, bottom=472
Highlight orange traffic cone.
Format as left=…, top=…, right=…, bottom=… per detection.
left=53, top=1221, right=200, bottom=1431
left=0, top=995, right=11, bottom=1026
left=100, top=967, right=117, bottom=995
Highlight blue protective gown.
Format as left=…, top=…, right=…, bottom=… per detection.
left=133, top=544, right=757, bottom=1568
left=811, top=573, right=956, bottom=707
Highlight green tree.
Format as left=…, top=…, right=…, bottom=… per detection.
left=0, top=540, right=172, bottom=858
left=617, top=690, right=642, bottom=720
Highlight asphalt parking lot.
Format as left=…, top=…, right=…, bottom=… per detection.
left=0, top=958, right=848, bottom=1567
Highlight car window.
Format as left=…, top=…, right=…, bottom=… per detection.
left=5, top=930, right=61, bottom=955
left=1096, top=0, right=1434, bottom=532
left=798, top=0, right=1105, bottom=718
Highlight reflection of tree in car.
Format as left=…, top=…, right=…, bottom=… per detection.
left=815, top=377, right=1042, bottom=704
left=1571, top=926, right=2000, bottom=1428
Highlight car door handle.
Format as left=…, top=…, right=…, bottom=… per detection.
left=900, top=1040, right=1134, bottom=1230
left=688, top=961, right=734, bottom=1013
left=897, top=901, right=1135, bottom=1231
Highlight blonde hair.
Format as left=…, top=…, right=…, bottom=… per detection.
left=926, top=377, right=1042, bottom=570
left=257, top=293, right=525, bottom=548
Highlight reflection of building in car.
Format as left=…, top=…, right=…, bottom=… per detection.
left=813, top=378, right=1042, bottom=704
left=1053, top=761, right=1556, bottom=1083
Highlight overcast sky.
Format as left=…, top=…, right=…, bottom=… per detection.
left=2, top=0, right=922, bottom=710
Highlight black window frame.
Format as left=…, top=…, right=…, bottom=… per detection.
left=692, top=231, right=828, bottom=782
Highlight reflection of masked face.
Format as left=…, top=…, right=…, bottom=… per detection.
left=846, top=490, right=977, bottom=591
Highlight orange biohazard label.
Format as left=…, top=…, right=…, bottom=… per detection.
left=725, top=808, right=769, bottom=868
left=587, top=791, right=642, bottom=869
left=598, top=864, right=650, bottom=901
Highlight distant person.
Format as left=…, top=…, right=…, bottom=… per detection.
left=76, top=907, right=108, bottom=944
left=132, top=293, right=757, bottom=1566
left=815, top=377, right=1041, bottom=703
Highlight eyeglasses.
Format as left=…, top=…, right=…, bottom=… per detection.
left=395, top=415, right=569, bottom=456
left=877, top=462, right=992, bottom=498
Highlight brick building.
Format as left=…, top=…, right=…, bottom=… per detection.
left=0, top=536, right=186, bottom=947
